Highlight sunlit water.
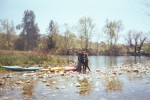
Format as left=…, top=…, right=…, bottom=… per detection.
left=66, top=55, right=150, bottom=69
left=1, top=56, right=150, bottom=100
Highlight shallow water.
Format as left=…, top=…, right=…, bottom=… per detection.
left=66, top=56, right=150, bottom=69
left=1, top=56, right=150, bottom=100
left=1, top=71, right=150, bottom=100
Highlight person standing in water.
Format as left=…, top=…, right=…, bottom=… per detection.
left=76, top=50, right=84, bottom=73
left=83, top=53, right=90, bottom=73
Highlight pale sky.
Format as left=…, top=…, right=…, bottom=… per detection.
left=0, top=0, right=150, bottom=43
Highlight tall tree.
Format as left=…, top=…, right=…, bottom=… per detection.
left=16, top=10, right=40, bottom=50
left=103, top=19, right=123, bottom=56
left=77, top=16, right=95, bottom=50
left=47, top=20, right=59, bottom=50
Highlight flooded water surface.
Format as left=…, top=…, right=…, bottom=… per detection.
left=1, top=56, right=150, bottom=100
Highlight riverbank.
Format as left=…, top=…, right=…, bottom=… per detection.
left=1, top=62, right=150, bottom=100
left=0, top=50, right=67, bottom=67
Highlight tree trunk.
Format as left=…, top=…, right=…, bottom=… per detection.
left=137, top=37, right=146, bottom=55
left=134, top=41, right=137, bottom=56
left=85, top=38, right=88, bottom=50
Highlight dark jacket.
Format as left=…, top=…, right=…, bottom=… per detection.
left=78, top=53, right=84, bottom=63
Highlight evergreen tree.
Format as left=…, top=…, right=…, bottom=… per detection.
left=47, top=20, right=59, bottom=49
left=16, top=10, right=40, bottom=50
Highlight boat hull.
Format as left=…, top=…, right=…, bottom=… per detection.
left=40, top=67, right=76, bottom=72
left=1, top=66, right=40, bottom=71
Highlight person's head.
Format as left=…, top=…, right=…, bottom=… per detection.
left=84, top=53, right=88, bottom=57
left=79, top=49, right=85, bottom=54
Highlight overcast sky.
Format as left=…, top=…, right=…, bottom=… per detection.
left=0, top=0, right=150, bottom=43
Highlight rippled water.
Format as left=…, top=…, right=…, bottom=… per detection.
left=1, top=56, right=150, bottom=100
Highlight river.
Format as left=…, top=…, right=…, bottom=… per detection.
left=1, top=56, right=150, bottom=100
left=66, top=55, right=150, bottom=70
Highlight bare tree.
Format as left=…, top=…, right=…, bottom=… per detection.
left=0, top=19, right=15, bottom=49
left=77, top=16, right=95, bottom=50
left=103, top=19, right=123, bottom=56
left=125, top=30, right=146, bottom=56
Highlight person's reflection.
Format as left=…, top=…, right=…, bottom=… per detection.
left=22, top=81, right=34, bottom=97
left=77, top=77, right=93, bottom=96
left=104, top=75, right=123, bottom=92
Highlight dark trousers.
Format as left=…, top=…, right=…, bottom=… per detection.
left=83, top=63, right=90, bottom=74
left=76, top=62, right=82, bottom=72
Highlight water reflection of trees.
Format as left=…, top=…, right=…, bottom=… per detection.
left=77, top=77, right=93, bottom=96
left=127, top=72, right=143, bottom=82
left=22, top=81, right=34, bottom=97
left=104, top=56, right=117, bottom=68
left=103, top=75, right=123, bottom=92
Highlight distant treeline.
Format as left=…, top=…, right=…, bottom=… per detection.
left=0, top=10, right=150, bottom=56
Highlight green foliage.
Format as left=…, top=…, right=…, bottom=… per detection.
left=38, top=35, right=47, bottom=49
left=0, top=19, right=16, bottom=50
left=56, top=24, right=77, bottom=55
left=47, top=20, right=59, bottom=49
left=16, top=10, right=40, bottom=50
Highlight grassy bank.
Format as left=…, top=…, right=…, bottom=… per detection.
left=0, top=50, right=67, bottom=67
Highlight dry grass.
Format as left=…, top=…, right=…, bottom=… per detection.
left=0, top=50, right=67, bottom=67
